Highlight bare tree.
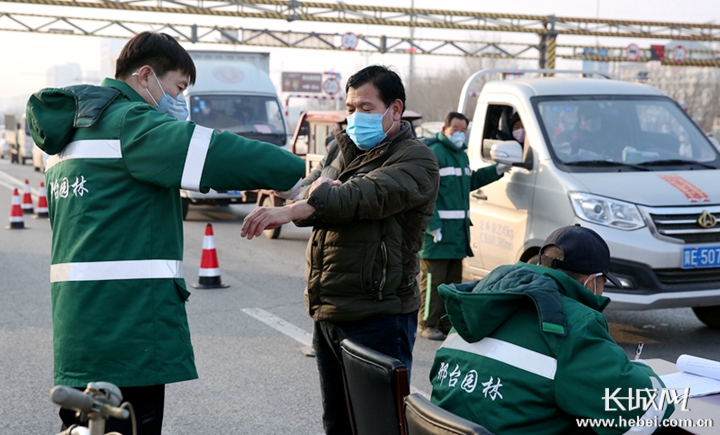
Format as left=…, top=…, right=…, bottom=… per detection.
left=405, top=56, right=524, bottom=123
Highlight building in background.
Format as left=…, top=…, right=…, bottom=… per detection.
left=46, top=63, right=83, bottom=88
left=100, top=38, right=127, bottom=80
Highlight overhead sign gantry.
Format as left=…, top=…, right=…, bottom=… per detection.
left=1, top=0, right=719, bottom=67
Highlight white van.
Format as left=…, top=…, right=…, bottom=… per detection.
left=462, top=69, right=720, bottom=328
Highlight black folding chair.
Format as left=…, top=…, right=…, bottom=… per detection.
left=339, top=337, right=410, bottom=435
left=403, top=393, right=494, bottom=435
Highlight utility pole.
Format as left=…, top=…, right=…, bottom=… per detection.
left=409, top=0, right=415, bottom=86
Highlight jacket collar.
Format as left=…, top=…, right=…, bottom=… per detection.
left=102, top=78, right=148, bottom=105
left=522, top=263, right=611, bottom=312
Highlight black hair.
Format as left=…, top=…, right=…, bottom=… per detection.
left=115, top=32, right=196, bottom=85
left=345, top=65, right=406, bottom=114
left=444, top=111, right=469, bottom=128
left=508, top=112, right=521, bottom=129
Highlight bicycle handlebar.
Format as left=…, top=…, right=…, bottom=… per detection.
left=50, top=386, right=95, bottom=412
left=50, top=386, right=130, bottom=420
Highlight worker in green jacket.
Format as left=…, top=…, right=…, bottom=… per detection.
left=430, top=225, right=675, bottom=434
left=417, top=111, right=511, bottom=340
left=27, top=32, right=304, bottom=435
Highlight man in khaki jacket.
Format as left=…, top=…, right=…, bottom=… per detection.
left=242, top=65, right=439, bottom=435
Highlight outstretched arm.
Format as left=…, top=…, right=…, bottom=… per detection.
left=241, top=177, right=340, bottom=239
left=240, top=200, right=316, bottom=240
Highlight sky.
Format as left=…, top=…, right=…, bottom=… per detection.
left=1, top=0, right=719, bottom=110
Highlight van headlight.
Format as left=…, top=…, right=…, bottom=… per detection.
left=569, top=192, right=645, bottom=230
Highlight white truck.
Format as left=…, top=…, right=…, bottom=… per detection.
left=4, top=113, right=34, bottom=164
left=180, top=50, right=289, bottom=219
left=461, top=69, right=720, bottom=328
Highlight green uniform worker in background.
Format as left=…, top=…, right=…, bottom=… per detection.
left=27, top=32, right=305, bottom=435
left=417, top=112, right=511, bottom=340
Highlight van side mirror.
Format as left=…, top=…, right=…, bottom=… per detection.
left=488, top=141, right=523, bottom=165
left=482, top=139, right=532, bottom=169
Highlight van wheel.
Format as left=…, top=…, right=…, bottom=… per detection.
left=692, top=306, right=720, bottom=329
left=262, top=196, right=281, bottom=239
left=181, top=197, right=189, bottom=220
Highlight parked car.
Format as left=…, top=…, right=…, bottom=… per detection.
left=461, top=68, right=720, bottom=328
left=414, top=121, right=444, bottom=140
left=0, top=126, right=7, bottom=159
left=32, top=143, right=49, bottom=172
left=4, top=114, right=34, bottom=164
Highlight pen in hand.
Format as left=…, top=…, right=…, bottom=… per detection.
left=634, top=341, right=644, bottom=361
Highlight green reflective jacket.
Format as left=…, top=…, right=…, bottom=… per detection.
left=430, top=263, right=674, bottom=435
left=418, top=133, right=501, bottom=260
left=27, top=79, right=305, bottom=387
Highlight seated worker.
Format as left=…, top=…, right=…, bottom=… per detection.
left=429, top=225, right=674, bottom=434
left=417, top=111, right=511, bottom=340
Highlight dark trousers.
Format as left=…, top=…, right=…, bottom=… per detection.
left=313, top=311, right=418, bottom=435
left=60, top=384, right=165, bottom=435
left=418, top=259, right=463, bottom=328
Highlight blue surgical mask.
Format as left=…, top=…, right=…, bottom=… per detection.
left=346, top=107, right=394, bottom=150
left=449, top=131, right=466, bottom=148
left=139, top=70, right=189, bottom=121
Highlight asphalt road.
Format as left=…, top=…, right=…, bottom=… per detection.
left=1, top=158, right=719, bottom=434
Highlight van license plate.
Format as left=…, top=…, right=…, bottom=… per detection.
left=226, top=190, right=241, bottom=196
left=682, top=246, right=720, bottom=269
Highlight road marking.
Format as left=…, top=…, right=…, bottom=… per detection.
left=0, top=178, right=17, bottom=190
left=0, top=169, right=40, bottom=196
left=241, top=307, right=313, bottom=347
left=241, top=307, right=431, bottom=398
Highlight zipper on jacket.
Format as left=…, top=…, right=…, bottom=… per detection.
left=378, top=241, right=387, bottom=300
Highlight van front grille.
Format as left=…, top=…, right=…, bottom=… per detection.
left=654, top=267, right=720, bottom=285
left=649, top=209, right=720, bottom=243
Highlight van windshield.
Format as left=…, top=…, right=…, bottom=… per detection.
left=534, top=96, right=720, bottom=171
left=189, top=95, right=286, bottom=138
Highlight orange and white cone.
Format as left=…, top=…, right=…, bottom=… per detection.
left=193, top=223, right=229, bottom=289
left=35, top=182, right=49, bottom=219
left=22, top=179, right=34, bottom=214
left=6, top=189, right=27, bottom=229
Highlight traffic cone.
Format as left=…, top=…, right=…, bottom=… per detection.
left=34, top=182, right=49, bottom=219
left=6, top=189, right=27, bottom=229
left=193, top=223, right=229, bottom=289
left=22, top=179, right=34, bottom=214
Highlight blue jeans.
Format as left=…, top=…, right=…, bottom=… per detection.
left=313, top=311, right=418, bottom=435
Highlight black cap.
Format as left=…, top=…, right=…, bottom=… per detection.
left=540, top=225, right=622, bottom=289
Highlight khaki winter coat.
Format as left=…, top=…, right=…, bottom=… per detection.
left=295, top=122, right=439, bottom=322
